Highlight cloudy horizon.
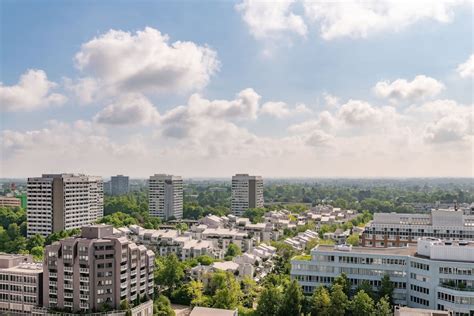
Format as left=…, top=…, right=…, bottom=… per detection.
left=1, top=1, right=473, bottom=178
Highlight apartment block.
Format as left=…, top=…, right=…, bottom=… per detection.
left=291, top=238, right=474, bottom=316
left=362, top=209, right=474, bottom=247
left=0, top=196, right=22, bottom=208
left=0, top=254, right=43, bottom=314
left=43, top=225, right=154, bottom=313
left=27, top=174, right=104, bottom=237
left=110, top=175, right=129, bottom=196
left=149, top=174, right=183, bottom=220
left=231, top=174, right=264, bottom=216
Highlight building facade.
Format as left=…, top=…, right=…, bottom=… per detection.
left=27, top=174, right=104, bottom=237
left=149, top=174, right=183, bottom=220
left=110, top=175, right=129, bottom=196
left=361, top=209, right=474, bottom=247
left=291, top=238, right=474, bottom=316
left=0, top=196, right=22, bottom=208
left=43, top=225, right=154, bottom=313
left=0, top=254, right=43, bottom=314
left=231, top=174, right=264, bottom=216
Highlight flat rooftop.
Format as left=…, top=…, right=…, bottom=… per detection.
left=190, top=307, right=237, bottom=316
left=313, top=244, right=417, bottom=256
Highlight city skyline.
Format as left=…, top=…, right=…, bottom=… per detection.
left=1, top=1, right=473, bottom=178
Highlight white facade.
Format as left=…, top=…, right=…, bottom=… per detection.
left=231, top=174, right=264, bottom=216
left=148, top=174, right=183, bottom=220
left=362, top=209, right=474, bottom=247
left=27, top=174, right=104, bottom=237
left=291, top=238, right=474, bottom=316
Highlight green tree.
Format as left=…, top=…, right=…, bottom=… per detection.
left=255, top=285, right=282, bottom=316
left=30, top=246, right=44, bottom=261
left=376, top=295, right=393, bottom=316
left=379, top=274, right=394, bottom=304
left=333, top=272, right=351, bottom=297
left=212, top=272, right=242, bottom=309
left=155, top=254, right=185, bottom=295
left=346, top=233, right=360, bottom=246
left=27, top=234, right=45, bottom=250
left=153, top=295, right=175, bottom=316
left=356, top=280, right=376, bottom=300
left=329, top=284, right=349, bottom=316
left=310, top=285, right=331, bottom=316
left=196, top=255, right=214, bottom=266
left=350, top=290, right=375, bottom=316
left=278, top=280, right=304, bottom=316
left=241, top=276, right=258, bottom=308
left=224, top=243, right=242, bottom=260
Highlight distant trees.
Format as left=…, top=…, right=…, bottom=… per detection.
left=225, top=243, right=242, bottom=260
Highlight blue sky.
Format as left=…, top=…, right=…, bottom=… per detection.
left=1, top=0, right=473, bottom=177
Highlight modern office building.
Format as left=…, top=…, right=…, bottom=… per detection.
left=231, top=174, right=264, bottom=216
left=110, top=175, right=129, bottom=196
left=0, top=254, right=43, bottom=314
left=291, top=238, right=474, bottom=316
left=361, top=209, right=474, bottom=247
left=43, top=225, right=154, bottom=313
left=27, top=174, right=104, bottom=237
left=148, top=174, right=183, bottom=220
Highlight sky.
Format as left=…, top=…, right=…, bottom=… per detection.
left=0, top=0, right=473, bottom=178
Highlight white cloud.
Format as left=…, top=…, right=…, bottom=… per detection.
left=305, top=130, right=333, bottom=147
left=0, top=69, right=67, bottom=111
left=303, top=0, right=467, bottom=40
left=159, top=88, right=261, bottom=139
left=288, top=110, right=337, bottom=133
left=63, top=77, right=100, bottom=104
left=73, top=27, right=220, bottom=101
left=457, top=54, right=474, bottom=78
left=374, top=75, right=444, bottom=101
left=323, top=92, right=339, bottom=107
left=260, top=101, right=311, bottom=118
left=235, top=0, right=307, bottom=40
left=337, top=100, right=386, bottom=126
left=423, top=115, right=471, bottom=144
left=93, top=94, right=160, bottom=126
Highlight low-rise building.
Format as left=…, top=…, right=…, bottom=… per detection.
left=0, top=254, right=43, bottom=314
left=0, top=196, right=22, bottom=208
left=291, top=238, right=474, bottom=315
left=362, top=209, right=474, bottom=247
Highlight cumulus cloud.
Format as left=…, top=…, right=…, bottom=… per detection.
left=424, top=115, right=471, bottom=144
left=159, top=88, right=261, bottom=139
left=303, top=0, right=467, bottom=40
left=457, top=54, right=474, bottom=78
left=0, top=69, right=67, bottom=111
left=73, top=27, right=219, bottom=102
left=374, top=75, right=444, bottom=102
left=93, top=94, right=160, bottom=125
left=305, top=130, right=333, bottom=147
left=323, top=92, right=339, bottom=107
left=235, top=0, right=307, bottom=40
left=337, top=100, right=387, bottom=126
left=260, top=101, right=311, bottom=118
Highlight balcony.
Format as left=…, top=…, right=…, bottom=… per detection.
left=64, top=292, right=73, bottom=298
left=64, top=266, right=73, bottom=272
left=80, top=276, right=89, bottom=282
left=79, top=268, right=89, bottom=274
left=64, top=284, right=73, bottom=290
left=49, top=289, right=57, bottom=294
left=49, top=272, right=57, bottom=278
left=64, top=301, right=73, bottom=307
left=80, top=286, right=89, bottom=291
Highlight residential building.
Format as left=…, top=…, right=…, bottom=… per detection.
left=0, top=254, right=43, bottom=314
left=43, top=225, right=154, bottom=313
left=0, top=196, right=21, bottom=208
left=149, top=174, right=183, bottom=220
left=394, top=306, right=452, bottom=316
left=110, top=175, right=129, bottom=196
left=27, top=174, right=104, bottom=237
left=361, top=209, right=474, bottom=247
left=231, top=174, right=263, bottom=216
left=291, top=238, right=474, bottom=316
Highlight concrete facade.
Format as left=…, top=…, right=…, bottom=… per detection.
left=231, top=174, right=263, bottom=216
left=291, top=238, right=474, bottom=316
left=149, top=174, right=183, bottom=220
left=43, top=225, right=154, bottom=313
left=0, top=254, right=43, bottom=314
left=27, top=174, right=104, bottom=237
